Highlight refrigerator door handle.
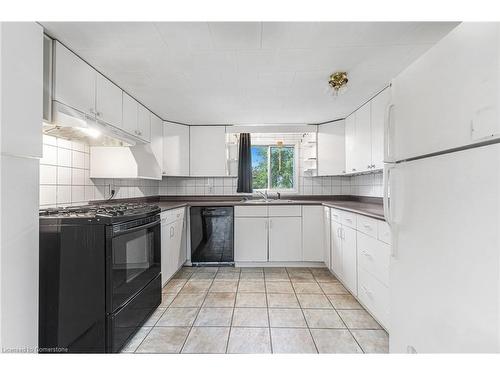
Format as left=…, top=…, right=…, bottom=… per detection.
left=384, top=163, right=398, bottom=258
left=384, top=103, right=395, bottom=163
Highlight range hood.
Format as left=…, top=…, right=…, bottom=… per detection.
left=43, top=101, right=137, bottom=147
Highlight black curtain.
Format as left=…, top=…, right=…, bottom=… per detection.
left=237, top=133, right=252, bottom=193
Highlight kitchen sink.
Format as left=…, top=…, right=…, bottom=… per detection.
left=240, top=199, right=296, bottom=204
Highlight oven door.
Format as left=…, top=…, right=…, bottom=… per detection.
left=107, top=215, right=161, bottom=313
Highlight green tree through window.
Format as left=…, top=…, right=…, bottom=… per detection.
left=251, top=145, right=295, bottom=190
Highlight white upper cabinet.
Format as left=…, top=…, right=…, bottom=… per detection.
left=317, top=120, right=345, bottom=176
left=137, top=103, right=151, bottom=142
left=370, top=88, right=389, bottom=169
left=391, top=23, right=500, bottom=161
left=95, top=73, right=122, bottom=128
left=54, top=41, right=96, bottom=116
left=122, top=92, right=138, bottom=135
left=189, top=126, right=227, bottom=176
left=1, top=22, right=43, bottom=158
left=344, top=113, right=356, bottom=174
left=151, top=114, right=163, bottom=173
left=163, top=122, right=190, bottom=176
left=354, top=102, right=372, bottom=172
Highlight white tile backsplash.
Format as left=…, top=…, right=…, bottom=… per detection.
left=39, top=136, right=160, bottom=207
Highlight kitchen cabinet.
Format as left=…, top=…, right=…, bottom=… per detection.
left=190, top=126, right=227, bottom=176
left=163, top=122, right=190, bottom=176
left=354, top=102, right=372, bottom=173
left=268, top=216, right=302, bottom=262
left=341, top=226, right=357, bottom=295
left=151, top=114, right=163, bottom=173
left=161, top=208, right=186, bottom=286
left=137, top=103, right=151, bottom=142
left=122, top=92, right=138, bottom=135
left=330, top=220, right=343, bottom=279
left=234, top=217, right=268, bottom=262
left=302, top=206, right=324, bottom=262
left=95, top=73, right=122, bottom=129
left=317, top=120, right=345, bottom=176
left=370, top=88, right=389, bottom=169
left=323, top=207, right=331, bottom=269
left=1, top=22, right=43, bottom=158
left=344, top=113, right=356, bottom=174
left=330, top=210, right=357, bottom=296
left=54, top=41, right=96, bottom=116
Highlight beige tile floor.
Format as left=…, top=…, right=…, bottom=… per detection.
left=122, top=266, right=389, bottom=354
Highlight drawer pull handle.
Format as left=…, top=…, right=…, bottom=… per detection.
left=345, top=218, right=352, bottom=222
left=363, top=224, right=372, bottom=229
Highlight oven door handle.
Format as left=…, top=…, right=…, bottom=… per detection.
left=112, top=219, right=161, bottom=237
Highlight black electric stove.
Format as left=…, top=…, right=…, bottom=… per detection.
left=39, top=202, right=162, bottom=353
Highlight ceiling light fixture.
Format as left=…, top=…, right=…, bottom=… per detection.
left=328, top=71, right=348, bottom=95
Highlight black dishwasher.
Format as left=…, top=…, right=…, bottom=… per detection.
left=190, top=206, right=234, bottom=265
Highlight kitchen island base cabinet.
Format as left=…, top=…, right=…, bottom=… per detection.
left=234, top=217, right=268, bottom=262
left=161, top=208, right=187, bottom=286
left=268, top=217, right=302, bottom=262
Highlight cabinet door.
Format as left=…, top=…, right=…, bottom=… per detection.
left=323, top=207, right=331, bottom=268
left=331, top=220, right=343, bottom=277
left=302, top=206, right=324, bottom=262
left=160, top=219, right=170, bottom=286
left=317, top=120, right=345, bottom=175
left=54, top=41, right=96, bottom=115
left=269, top=217, right=302, bottom=262
left=1, top=22, right=43, bottom=158
left=355, top=102, right=372, bottom=172
left=234, top=217, right=268, bottom=262
left=189, top=126, right=227, bottom=176
left=137, top=103, right=151, bottom=142
left=370, top=88, right=389, bottom=169
left=171, top=219, right=184, bottom=272
left=122, top=92, right=138, bottom=135
left=151, top=114, right=163, bottom=172
left=163, top=122, right=190, bottom=176
left=344, top=113, right=356, bottom=174
left=342, top=226, right=358, bottom=295
left=95, top=73, right=122, bottom=128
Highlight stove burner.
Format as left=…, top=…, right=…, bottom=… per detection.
left=39, top=202, right=160, bottom=220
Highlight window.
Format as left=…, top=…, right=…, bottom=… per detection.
left=251, top=145, right=296, bottom=191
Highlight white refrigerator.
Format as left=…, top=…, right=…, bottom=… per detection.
left=386, top=22, right=500, bottom=353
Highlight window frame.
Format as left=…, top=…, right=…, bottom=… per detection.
left=251, top=142, right=299, bottom=193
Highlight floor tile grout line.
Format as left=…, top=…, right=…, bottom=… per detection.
left=286, top=267, right=319, bottom=354
left=263, top=269, right=274, bottom=354
left=178, top=269, right=215, bottom=353
left=224, top=270, right=239, bottom=353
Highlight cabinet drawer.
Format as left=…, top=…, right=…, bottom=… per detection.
left=357, top=232, right=390, bottom=287
left=356, top=215, right=378, bottom=238
left=330, top=208, right=342, bottom=223
left=235, top=205, right=268, bottom=217
left=358, top=267, right=389, bottom=330
left=378, top=220, right=392, bottom=244
left=340, top=210, right=357, bottom=228
left=268, top=205, right=301, bottom=217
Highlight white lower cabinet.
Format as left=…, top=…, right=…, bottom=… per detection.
left=322, top=207, right=331, bottom=268
left=302, top=206, right=325, bottom=262
left=330, top=207, right=390, bottom=330
left=234, top=217, right=268, bottom=262
left=161, top=208, right=186, bottom=286
left=269, top=217, right=302, bottom=262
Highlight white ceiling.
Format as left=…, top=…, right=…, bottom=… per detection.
left=41, top=22, right=459, bottom=125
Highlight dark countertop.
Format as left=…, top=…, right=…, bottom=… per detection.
left=152, top=195, right=385, bottom=221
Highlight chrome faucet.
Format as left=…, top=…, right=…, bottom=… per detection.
left=257, top=190, right=268, bottom=200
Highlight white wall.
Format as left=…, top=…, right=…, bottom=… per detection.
left=39, top=135, right=160, bottom=207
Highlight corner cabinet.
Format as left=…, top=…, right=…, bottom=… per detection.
left=189, top=126, right=227, bottom=176
left=150, top=114, right=163, bottom=173
left=163, top=122, right=190, bottom=176
left=317, top=120, right=345, bottom=176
